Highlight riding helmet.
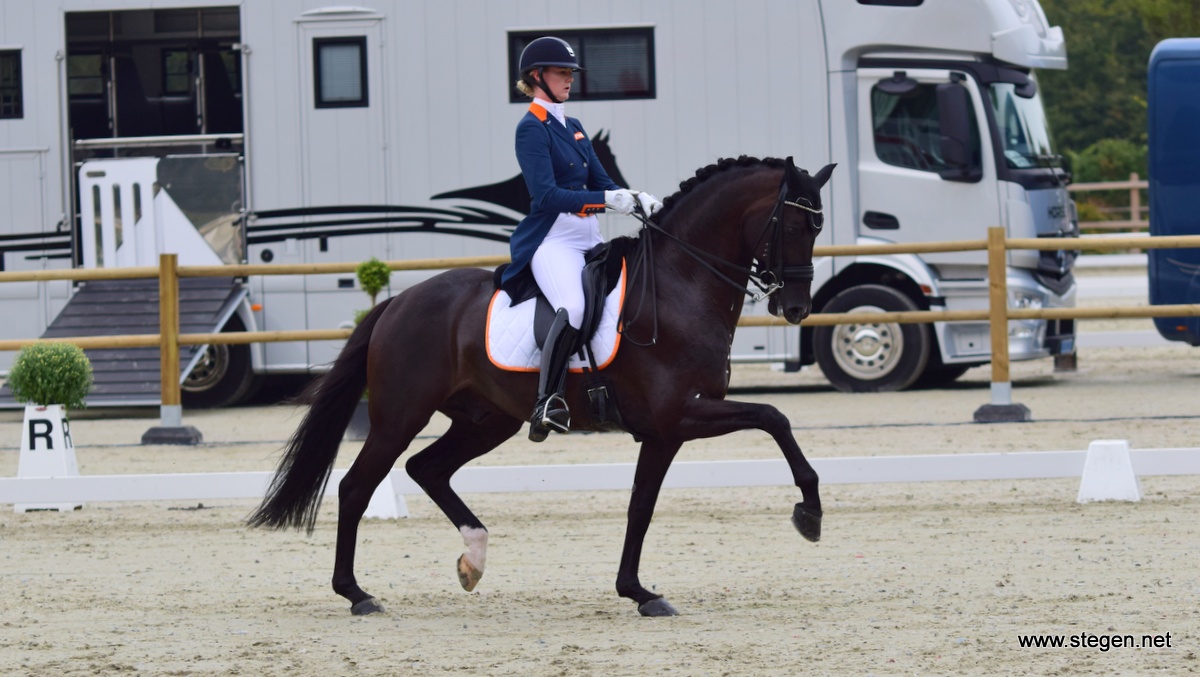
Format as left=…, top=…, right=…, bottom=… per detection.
left=518, top=37, right=585, bottom=73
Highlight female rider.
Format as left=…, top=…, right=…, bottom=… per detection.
left=501, top=36, right=662, bottom=442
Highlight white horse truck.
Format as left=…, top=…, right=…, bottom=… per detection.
left=0, top=0, right=1077, bottom=407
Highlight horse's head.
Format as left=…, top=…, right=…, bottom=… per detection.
left=763, top=157, right=835, bottom=324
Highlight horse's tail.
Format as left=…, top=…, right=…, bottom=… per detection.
left=247, top=297, right=393, bottom=534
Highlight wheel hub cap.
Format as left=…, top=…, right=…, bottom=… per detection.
left=831, top=307, right=904, bottom=380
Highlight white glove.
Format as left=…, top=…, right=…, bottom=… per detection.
left=635, top=192, right=663, bottom=215
left=604, top=189, right=637, bottom=215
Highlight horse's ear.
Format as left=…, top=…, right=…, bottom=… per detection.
left=785, top=156, right=796, bottom=171
left=814, top=163, right=837, bottom=188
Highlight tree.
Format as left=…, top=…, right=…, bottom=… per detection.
left=1136, top=0, right=1200, bottom=45
left=1038, top=0, right=1152, bottom=156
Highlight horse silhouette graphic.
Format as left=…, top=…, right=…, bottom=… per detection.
left=432, top=130, right=629, bottom=214
left=244, top=130, right=629, bottom=250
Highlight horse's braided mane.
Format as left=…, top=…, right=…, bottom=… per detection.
left=654, top=155, right=787, bottom=223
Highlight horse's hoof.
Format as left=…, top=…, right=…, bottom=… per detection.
left=350, top=597, right=385, bottom=615
left=792, top=503, right=823, bottom=542
left=457, top=554, right=483, bottom=592
left=638, top=597, right=679, bottom=617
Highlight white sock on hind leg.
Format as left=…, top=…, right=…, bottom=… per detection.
left=459, top=525, right=488, bottom=572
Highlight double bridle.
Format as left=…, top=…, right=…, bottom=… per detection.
left=751, top=182, right=823, bottom=299
left=620, top=173, right=822, bottom=346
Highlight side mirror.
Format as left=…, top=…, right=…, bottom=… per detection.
left=936, top=77, right=982, bottom=182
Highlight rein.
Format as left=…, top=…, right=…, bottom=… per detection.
left=619, top=177, right=821, bottom=347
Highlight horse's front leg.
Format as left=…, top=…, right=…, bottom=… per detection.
left=616, top=438, right=683, bottom=617
left=676, top=397, right=822, bottom=541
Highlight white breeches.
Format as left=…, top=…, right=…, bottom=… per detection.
left=531, top=213, right=603, bottom=329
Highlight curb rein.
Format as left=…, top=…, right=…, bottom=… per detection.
left=619, top=177, right=823, bottom=347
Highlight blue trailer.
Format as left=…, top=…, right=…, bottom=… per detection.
left=1148, top=38, right=1200, bottom=345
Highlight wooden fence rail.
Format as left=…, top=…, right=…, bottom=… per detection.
left=2, top=229, right=1200, bottom=424
left=1069, top=172, right=1149, bottom=230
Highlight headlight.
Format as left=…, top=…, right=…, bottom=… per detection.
left=1008, top=290, right=1045, bottom=343
left=1010, top=290, right=1045, bottom=309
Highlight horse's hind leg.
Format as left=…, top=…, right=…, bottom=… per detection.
left=332, top=406, right=438, bottom=615
left=405, top=411, right=523, bottom=592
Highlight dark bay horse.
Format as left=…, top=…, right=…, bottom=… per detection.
left=249, top=156, right=835, bottom=617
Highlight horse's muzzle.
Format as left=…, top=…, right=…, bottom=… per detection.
left=768, top=295, right=811, bottom=325
left=783, top=304, right=810, bottom=325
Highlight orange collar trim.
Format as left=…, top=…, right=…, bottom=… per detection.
left=528, top=102, right=549, bottom=122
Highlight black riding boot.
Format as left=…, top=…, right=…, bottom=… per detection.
left=529, top=308, right=579, bottom=443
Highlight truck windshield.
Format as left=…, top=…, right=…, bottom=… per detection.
left=990, top=83, right=1055, bottom=169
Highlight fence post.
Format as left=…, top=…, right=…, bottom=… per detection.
left=142, top=253, right=203, bottom=444
left=1129, top=172, right=1141, bottom=227
left=974, top=227, right=1031, bottom=422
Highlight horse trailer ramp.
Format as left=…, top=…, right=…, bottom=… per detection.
left=0, top=278, right=246, bottom=408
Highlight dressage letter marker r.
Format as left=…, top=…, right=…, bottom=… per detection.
left=28, top=418, right=54, bottom=451
left=16, top=404, right=83, bottom=512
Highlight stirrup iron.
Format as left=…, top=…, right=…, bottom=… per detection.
left=535, top=394, right=570, bottom=432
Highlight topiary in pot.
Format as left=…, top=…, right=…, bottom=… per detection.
left=356, top=256, right=391, bottom=304
left=354, top=257, right=391, bottom=323
left=7, top=342, right=94, bottom=410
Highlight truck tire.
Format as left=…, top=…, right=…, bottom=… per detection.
left=814, top=284, right=931, bottom=392
left=181, top=315, right=261, bottom=408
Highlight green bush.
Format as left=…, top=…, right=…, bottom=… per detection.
left=356, top=257, right=391, bottom=307
left=1067, top=138, right=1147, bottom=184
left=7, top=342, right=94, bottom=409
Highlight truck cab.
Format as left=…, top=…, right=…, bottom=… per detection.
left=769, top=0, right=1078, bottom=391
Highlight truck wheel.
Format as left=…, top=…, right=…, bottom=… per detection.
left=814, top=284, right=931, bottom=392
left=181, top=315, right=261, bottom=408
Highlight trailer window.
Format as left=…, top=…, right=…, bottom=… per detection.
left=67, top=54, right=105, bottom=96
left=0, top=50, right=22, bottom=119
left=163, top=50, right=192, bottom=95
left=314, top=37, right=368, bottom=108
left=508, top=28, right=655, bottom=103
left=871, top=82, right=978, bottom=173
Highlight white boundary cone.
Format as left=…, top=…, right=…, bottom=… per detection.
left=16, top=404, right=83, bottom=513
left=1077, top=439, right=1142, bottom=503
left=363, top=470, right=409, bottom=519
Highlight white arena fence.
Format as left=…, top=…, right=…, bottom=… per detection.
left=3, top=440, right=1198, bottom=516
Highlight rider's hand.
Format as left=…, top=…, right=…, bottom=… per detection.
left=604, top=189, right=638, bottom=215
left=635, top=192, right=663, bottom=216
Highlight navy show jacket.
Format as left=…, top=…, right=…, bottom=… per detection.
left=500, top=102, right=621, bottom=303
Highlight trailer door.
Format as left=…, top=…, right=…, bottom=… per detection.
left=295, top=11, right=389, bottom=367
